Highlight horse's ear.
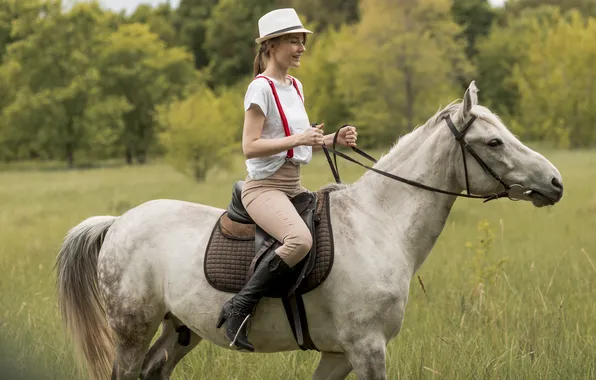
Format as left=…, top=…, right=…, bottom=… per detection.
left=458, top=81, right=479, bottom=121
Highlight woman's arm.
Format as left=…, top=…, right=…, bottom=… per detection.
left=242, top=105, right=324, bottom=159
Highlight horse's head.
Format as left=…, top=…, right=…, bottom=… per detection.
left=446, top=81, right=563, bottom=207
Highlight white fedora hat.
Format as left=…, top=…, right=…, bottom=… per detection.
left=255, top=8, right=312, bottom=44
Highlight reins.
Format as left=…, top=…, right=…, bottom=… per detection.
left=319, top=119, right=515, bottom=203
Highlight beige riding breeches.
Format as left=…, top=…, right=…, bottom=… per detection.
left=241, top=161, right=312, bottom=268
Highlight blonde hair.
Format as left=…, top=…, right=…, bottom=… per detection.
left=252, top=34, right=307, bottom=77
left=253, top=40, right=273, bottom=77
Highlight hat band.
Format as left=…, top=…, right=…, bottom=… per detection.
left=264, top=25, right=304, bottom=37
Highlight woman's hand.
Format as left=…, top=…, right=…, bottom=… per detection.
left=336, top=125, right=358, bottom=147
left=297, top=123, right=325, bottom=147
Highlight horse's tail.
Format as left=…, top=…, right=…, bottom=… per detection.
left=56, top=215, right=118, bottom=380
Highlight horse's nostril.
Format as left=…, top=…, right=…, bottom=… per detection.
left=552, top=177, right=563, bottom=191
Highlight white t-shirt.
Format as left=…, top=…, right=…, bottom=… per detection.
left=243, top=75, right=312, bottom=180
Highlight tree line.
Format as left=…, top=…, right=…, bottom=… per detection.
left=0, top=0, right=594, bottom=179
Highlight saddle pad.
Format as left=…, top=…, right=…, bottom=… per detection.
left=204, top=191, right=334, bottom=296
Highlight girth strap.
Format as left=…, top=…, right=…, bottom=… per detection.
left=282, top=294, right=318, bottom=351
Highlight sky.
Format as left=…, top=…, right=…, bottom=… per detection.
left=98, top=0, right=505, bottom=15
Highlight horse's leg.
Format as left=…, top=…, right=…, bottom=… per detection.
left=312, top=352, right=353, bottom=380
left=109, top=317, right=161, bottom=380
left=104, top=275, right=163, bottom=379
left=344, top=338, right=387, bottom=380
left=140, top=317, right=202, bottom=380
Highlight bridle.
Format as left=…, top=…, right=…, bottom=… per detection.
left=320, top=115, right=531, bottom=203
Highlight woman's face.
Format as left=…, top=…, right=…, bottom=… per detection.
left=270, top=33, right=306, bottom=70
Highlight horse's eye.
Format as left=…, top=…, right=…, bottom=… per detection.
left=488, top=139, right=503, bottom=147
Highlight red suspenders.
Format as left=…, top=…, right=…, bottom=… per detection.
left=254, top=75, right=304, bottom=159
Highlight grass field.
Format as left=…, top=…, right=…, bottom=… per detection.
left=1, top=147, right=595, bottom=379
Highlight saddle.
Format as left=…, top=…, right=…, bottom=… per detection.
left=203, top=181, right=335, bottom=350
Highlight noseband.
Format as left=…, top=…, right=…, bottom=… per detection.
left=321, top=116, right=529, bottom=202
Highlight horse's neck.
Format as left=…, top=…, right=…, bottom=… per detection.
left=341, top=125, right=461, bottom=274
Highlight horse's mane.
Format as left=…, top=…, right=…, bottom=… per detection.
left=370, top=101, right=462, bottom=168
left=381, top=100, right=504, bottom=164
left=319, top=182, right=350, bottom=193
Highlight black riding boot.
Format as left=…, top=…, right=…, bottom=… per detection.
left=216, top=250, right=291, bottom=351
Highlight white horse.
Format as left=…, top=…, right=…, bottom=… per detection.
left=56, top=82, right=563, bottom=380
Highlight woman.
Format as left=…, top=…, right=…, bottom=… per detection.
left=216, top=8, right=358, bottom=351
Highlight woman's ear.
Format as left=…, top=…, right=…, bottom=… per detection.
left=268, top=37, right=280, bottom=51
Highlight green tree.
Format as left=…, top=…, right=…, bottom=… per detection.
left=0, top=2, right=120, bottom=166
left=0, top=0, right=46, bottom=63
left=98, top=23, right=197, bottom=164
left=512, top=10, right=596, bottom=147
left=204, top=0, right=277, bottom=87
left=126, top=3, right=179, bottom=47
left=0, top=0, right=47, bottom=161
left=158, top=84, right=242, bottom=181
left=502, top=0, right=596, bottom=19
left=451, top=0, right=496, bottom=59
left=475, top=6, right=561, bottom=117
left=0, top=60, right=27, bottom=161
left=175, top=0, right=219, bottom=69
left=334, top=0, right=472, bottom=146
left=287, top=0, right=360, bottom=31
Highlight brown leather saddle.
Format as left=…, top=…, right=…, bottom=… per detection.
left=203, top=181, right=335, bottom=350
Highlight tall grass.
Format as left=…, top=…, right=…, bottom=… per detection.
left=0, top=148, right=594, bottom=379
